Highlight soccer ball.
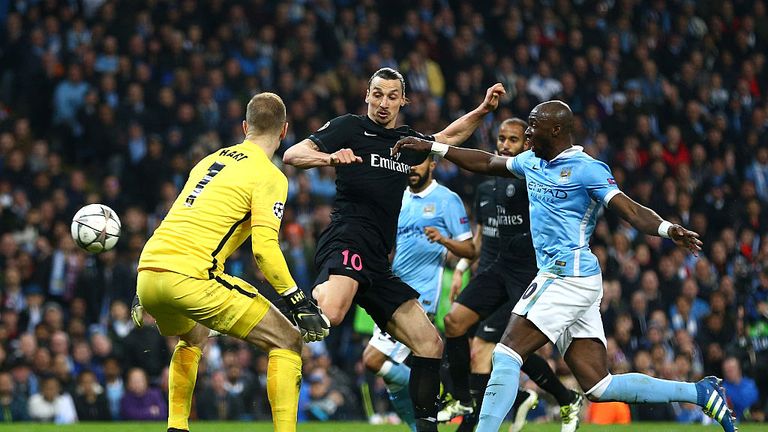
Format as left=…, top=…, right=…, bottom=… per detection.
left=70, top=204, right=121, bottom=253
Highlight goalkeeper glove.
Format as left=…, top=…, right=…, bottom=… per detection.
left=283, top=288, right=330, bottom=343
left=131, top=293, right=144, bottom=328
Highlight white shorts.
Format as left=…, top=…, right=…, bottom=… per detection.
left=512, top=272, right=606, bottom=354
left=369, top=324, right=411, bottom=363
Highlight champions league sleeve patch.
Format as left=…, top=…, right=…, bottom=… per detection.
left=273, top=202, right=285, bottom=219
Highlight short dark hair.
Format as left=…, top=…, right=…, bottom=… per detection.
left=501, top=117, right=528, bottom=130
left=245, top=92, right=287, bottom=135
left=368, top=67, right=406, bottom=95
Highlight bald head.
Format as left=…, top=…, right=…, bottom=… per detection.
left=526, top=100, right=575, bottom=160
left=531, top=100, right=574, bottom=133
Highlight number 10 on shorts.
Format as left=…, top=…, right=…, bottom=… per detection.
left=341, top=249, right=363, bottom=271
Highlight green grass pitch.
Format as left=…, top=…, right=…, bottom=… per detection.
left=0, top=423, right=761, bottom=432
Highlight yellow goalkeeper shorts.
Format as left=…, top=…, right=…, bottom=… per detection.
left=137, top=269, right=271, bottom=338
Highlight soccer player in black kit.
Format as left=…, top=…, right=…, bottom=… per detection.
left=283, top=68, right=505, bottom=431
left=441, top=119, right=583, bottom=432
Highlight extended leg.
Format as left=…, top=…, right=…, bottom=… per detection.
left=565, top=338, right=736, bottom=432
left=387, top=299, right=444, bottom=432
left=362, top=343, right=416, bottom=431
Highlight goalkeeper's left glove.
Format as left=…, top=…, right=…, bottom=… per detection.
left=283, top=288, right=330, bottom=343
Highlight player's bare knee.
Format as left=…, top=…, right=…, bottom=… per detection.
left=362, top=347, right=385, bottom=372
left=443, top=312, right=465, bottom=337
left=412, top=329, right=443, bottom=358
left=276, top=326, right=303, bottom=353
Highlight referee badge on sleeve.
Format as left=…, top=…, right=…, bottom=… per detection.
left=273, top=202, right=285, bottom=219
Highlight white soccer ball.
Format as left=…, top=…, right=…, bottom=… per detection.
left=70, top=204, right=121, bottom=253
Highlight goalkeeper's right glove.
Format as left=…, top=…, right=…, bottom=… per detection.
left=131, top=293, right=144, bottom=328
left=283, top=288, right=330, bottom=343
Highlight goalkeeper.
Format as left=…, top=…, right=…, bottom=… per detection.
left=134, top=92, right=328, bottom=432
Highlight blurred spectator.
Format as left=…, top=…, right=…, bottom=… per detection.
left=196, top=370, right=245, bottom=420
left=722, top=357, right=759, bottom=421
left=74, top=370, right=110, bottom=421
left=0, top=371, right=27, bottom=421
left=119, top=368, right=166, bottom=421
left=27, top=376, right=77, bottom=424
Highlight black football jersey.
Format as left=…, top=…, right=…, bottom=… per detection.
left=308, top=114, right=431, bottom=252
left=474, top=180, right=500, bottom=271
left=492, top=176, right=536, bottom=267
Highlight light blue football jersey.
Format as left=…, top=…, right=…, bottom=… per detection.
left=506, top=146, right=621, bottom=277
left=392, top=180, right=472, bottom=314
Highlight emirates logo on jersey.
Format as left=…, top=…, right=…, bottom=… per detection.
left=273, top=202, right=284, bottom=219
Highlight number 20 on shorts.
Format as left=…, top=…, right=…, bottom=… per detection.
left=341, top=249, right=363, bottom=271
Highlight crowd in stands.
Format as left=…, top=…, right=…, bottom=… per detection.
left=0, top=0, right=767, bottom=425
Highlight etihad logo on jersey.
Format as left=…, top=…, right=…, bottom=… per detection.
left=370, top=153, right=410, bottom=174
left=527, top=180, right=568, bottom=201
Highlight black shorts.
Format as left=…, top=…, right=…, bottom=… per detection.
left=456, top=259, right=537, bottom=339
left=474, top=303, right=513, bottom=343
left=314, top=224, right=418, bottom=330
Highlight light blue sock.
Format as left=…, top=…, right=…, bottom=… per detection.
left=380, top=361, right=416, bottom=431
left=380, top=360, right=411, bottom=389
left=388, top=386, right=416, bottom=431
left=477, top=345, right=523, bottom=432
left=592, top=373, right=698, bottom=404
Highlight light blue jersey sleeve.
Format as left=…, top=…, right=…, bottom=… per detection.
left=444, top=192, right=472, bottom=241
left=582, top=159, right=621, bottom=205
left=504, top=150, right=533, bottom=178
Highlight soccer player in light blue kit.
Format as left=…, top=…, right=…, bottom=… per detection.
left=362, top=155, right=475, bottom=431
left=392, top=100, right=738, bottom=432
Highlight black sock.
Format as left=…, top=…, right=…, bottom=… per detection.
left=446, top=335, right=472, bottom=403
left=410, top=356, right=441, bottom=431
left=521, top=353, right=573, bottom=406
left=469, top=372, right=490, bottom=411
left=458, top=372, right=490, bottom=431
left=512, top=389, right=530, bottom=411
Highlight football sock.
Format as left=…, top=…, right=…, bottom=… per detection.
left=470, top=372, right=491, bottom=411
left=267, top=349, right=302, bottom=432
left=167, top=340, right=202, bottom=431
left=588, top=373, right=698, bottom=404
left=379, top=360, right=416, bottom=430
left=410, top=356, right=441, bottom=431
left=521, top=352, right=573, bottom=406
left=446, top=335, right=472, bottom=404
left=512, top=389, right=531, bottom=411
left=477, top=345, right=523, bottom=432
left=458, top=373, right=491, bottom=431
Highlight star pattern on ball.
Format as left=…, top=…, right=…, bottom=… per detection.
left=273, top=201, right=285, bottom=219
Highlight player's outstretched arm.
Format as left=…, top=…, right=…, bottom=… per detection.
left=392, top=136, right=515, bottom=177
left=607, top=192, right=703, bottom=255
left=432, top=83, right=506, bottom=146
left=282, top=139, right=362, bottom=169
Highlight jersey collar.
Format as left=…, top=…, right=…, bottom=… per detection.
left=547, top=145, right=583, bottom=163
left=409, top=180, right=438, bottom=198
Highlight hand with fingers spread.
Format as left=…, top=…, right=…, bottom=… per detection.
left=329, top=148, right=363, bottom=166
left=667, top=224, right=704, bottom=255
left=479, top=83, right=507, bottom=114
left=391, top=136, right=435, bottom=158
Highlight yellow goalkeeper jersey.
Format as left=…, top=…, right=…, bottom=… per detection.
left=138, top=140, right=296, bottom=293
